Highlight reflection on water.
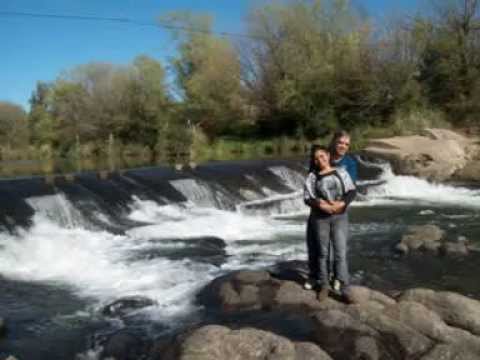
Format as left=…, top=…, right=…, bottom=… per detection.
left=0, top=145, right=309, bottom=179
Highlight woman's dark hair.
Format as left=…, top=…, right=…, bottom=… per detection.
left=309, top=144, right=329, bottom=172
left=328, top=129, right=350, bottom=155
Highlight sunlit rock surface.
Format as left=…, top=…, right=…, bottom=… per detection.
left=363, top=128, right=479, bottom=181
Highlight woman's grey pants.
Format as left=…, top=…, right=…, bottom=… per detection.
left=311, top=213, right=349, bottom=287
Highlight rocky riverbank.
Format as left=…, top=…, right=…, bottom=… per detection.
left=362, top=128, right=480, bottom=182
left=98, top=265, right=480, bottom=360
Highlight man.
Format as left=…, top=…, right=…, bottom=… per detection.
left=329, top=130, right=358, bottom=183
left=304, top=130, right=358, bottom=300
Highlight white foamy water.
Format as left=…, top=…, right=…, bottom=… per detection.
left=0, top=194, right=306, bottom=323
left=1, top=160, right=479, bottom=326
left=0, top=212, right=220, bottom=320
left=127, top=197, right=304, bottom=254
left=356, top=162, right=480, bottom=209
left=268, top=165, right=306, bottom=190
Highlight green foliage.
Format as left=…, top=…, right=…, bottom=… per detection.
left=0, top=101, right=29, bottom=149
left=161, top=11, right=248, bottom=139
left=26, top=57, right=172, bottom=155
left=10, top=0, right=480, bottom=164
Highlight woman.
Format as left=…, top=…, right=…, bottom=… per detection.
left=303, top=146, right=356, bottom=301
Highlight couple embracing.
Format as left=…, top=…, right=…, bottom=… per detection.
left=303, top=130, right=357, bottom=302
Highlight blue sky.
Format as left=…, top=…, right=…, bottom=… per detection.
left=1, top=0, right=420, bottom=109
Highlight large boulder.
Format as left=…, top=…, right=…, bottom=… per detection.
left=194, top=267, right=480, bottom=360
left=197, top=269, right=341, bottom=313
left=159, top=325, right=332, bottom=360
left=420, top=344, right=480, bottom=360
left=363, top=128, right=479, bottom=181
left=399, top=288, right=480, bottom=336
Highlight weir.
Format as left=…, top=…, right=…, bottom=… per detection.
left=1, top=157, right=480, bottom=360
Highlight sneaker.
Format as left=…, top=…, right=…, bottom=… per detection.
left=332, top=279, right=341, bottom=292
left=316, top=286, right=330, bottom=302
left=303, top=279, right=315, bottom=291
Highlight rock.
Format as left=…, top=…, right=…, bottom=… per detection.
left=353, top=336, right=380, bottom=360
left=396, top=225, right=471, bottom=257
left=0, top=317, right=5, bottom=336
left=197, top=270, right=341, bottom=313
left=101, top=331, right=148, bottom=360
left=193, top=266, right=480, bottom=360
left=165, top=325, right=332, bottom=360
left=441, top=242, right=469, bottom=256
left=423, top=240, right=442, bottom=253
left=294, top=342, right=333, bottom=360
left=381, top=300, right=473, bottom=345
left=421, top=344, right=480, bottom=360
left=363, top=128, right=478, bottom=181
left=312, top=309, right=377, bottom=359
left=394, top=242, right=409, bottom=255
left=399, top=288, right=480, bottom=336
left=101, top=296, right=157, bottom=317
left=345, top=286, right=396, bottom=308
left=395, top=224, right=445, bottom=255
left=453, top=159, right=480, bottom=182
left=233, top=270, right=271, bottom=284
left=345, top=304, right=433, bottom=359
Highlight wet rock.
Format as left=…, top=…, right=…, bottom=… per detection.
left=393, top=224, right=473, bottom=257
left=161, top=325, right=332, bottom=360
left=0, top=317, right=5, bottom=336
left=441, top=241, right=469, bottom=256
left=101, top=296, right=157, bottom=317
left=403, top=224, right=444, bottom=248
left=423, top=240, right=442, bottom=253
left=394, top=242, right=409, bottom=255
left=101, top=331, right=148, bottom=360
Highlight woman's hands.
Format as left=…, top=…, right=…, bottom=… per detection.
left=316, top=199, right=345, bottom=214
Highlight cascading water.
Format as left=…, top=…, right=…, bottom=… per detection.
left=1, top=158, right=480, bottom=360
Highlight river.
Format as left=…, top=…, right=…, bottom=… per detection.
left=0, top=158, right=479, bottom=359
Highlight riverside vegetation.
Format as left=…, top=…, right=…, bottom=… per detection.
left=2, top=0, right=480, bottom=175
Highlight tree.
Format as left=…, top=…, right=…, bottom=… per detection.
left=0, top=101, right=29, bottom=148
left=161, top=12, right=247, bottom=139
left=243, top=0, right=378, bottom=137
left=419, top=0, right=480, bottom=122
left=119, top=55, right=170, bottom=148
left=29, top=81, right=55, bottom=145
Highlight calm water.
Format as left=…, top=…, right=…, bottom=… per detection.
left=0, top=158, right=479, bottom=359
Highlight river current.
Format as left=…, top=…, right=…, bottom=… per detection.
left=0, top=158, right=479, bottom=359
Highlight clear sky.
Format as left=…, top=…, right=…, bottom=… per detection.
left=1, top=0, right=420, bottom=109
